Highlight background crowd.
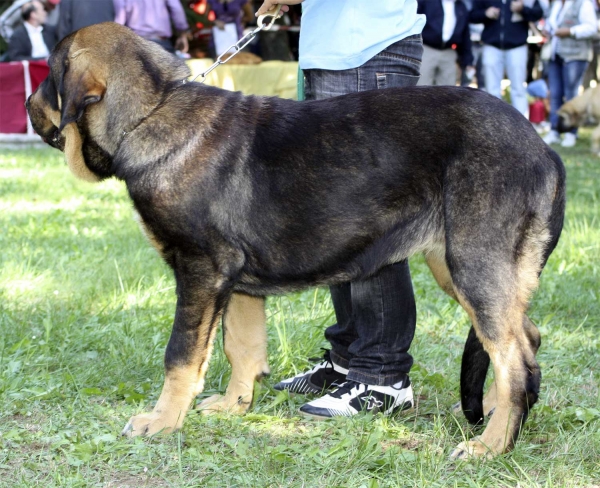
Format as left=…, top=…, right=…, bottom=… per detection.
left=0, top=0, right=599, bottom=142
left=0, top=0, right=301, bottom=60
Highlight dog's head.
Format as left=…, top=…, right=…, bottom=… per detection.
left=554, top=90, right=594, bottom=134
left=26, top=22, right=191, bottom=182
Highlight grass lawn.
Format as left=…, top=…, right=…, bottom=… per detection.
left=0, top=131, right=598, bottom=487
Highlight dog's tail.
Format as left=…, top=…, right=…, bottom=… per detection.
left=459, top=326, right=489, bottom=425
left=540, top=150, right=566, bottom=269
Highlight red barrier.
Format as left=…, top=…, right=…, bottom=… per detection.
left=0, top=60, right=49, bottom=134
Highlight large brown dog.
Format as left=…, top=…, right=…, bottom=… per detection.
left=557, top=85, right=600, bottom=154
left=27, top=23, right=566, bottom=459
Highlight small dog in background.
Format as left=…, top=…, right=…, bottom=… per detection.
left=557, top=85, right=600, bottom=154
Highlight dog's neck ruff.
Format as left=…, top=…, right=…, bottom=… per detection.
left=118, top=78, right=189, bottom=145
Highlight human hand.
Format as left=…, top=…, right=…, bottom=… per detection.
left=485, top=7, right=500, bottom=19
left=510, top=0, right=524, bottom=13
left=215, top=20, right=226, bottom=30
left=256, top=0, right=304, bottom=17
left=175, top=33, right=189, bottom=54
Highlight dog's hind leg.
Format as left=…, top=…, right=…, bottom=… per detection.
left=198, top=293, right=269, bottom=415
left=426, top=247, right=539, bottom=426
left=449, top=282, right=541, bottom=458
left=458, top=314, right=541, bottom=422
left=425, top=249, right=458, bottom=301
left=478, top=315, right=541, bottom=418
left=426, top=251, right=492, bottom=422
left=447, top=218, right=550, bottom=458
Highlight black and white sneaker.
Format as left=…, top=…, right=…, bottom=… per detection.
left=299, top=378, right=414, bottom=419
left=273, top=350, right=348, bottom=394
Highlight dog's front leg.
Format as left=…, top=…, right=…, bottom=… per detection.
left=198, top=293, right=269, bottom=414
left=122, top=260, right=226, bottom=437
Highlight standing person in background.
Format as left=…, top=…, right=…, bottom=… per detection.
left=582, top=0, right=600, bottom=88
left=43, top=0, right=60, bottom=30
left=470, top=0, right=544, bottom=117
left=7, top=0, right=56, bottom=61
left=542, top=0, right=598, bottom=147
left=114, top=0, right=190, bottom=54
left=207, top=0, right=249, bottom=57
left=417, top=0, right=474, bottom=86
left=57, top=0, right=115, bottom=41
left=208, top=0, right=249, bottom=40
left=255, top=0, right=423, bottom=419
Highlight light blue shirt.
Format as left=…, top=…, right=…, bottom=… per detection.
left=299, top=0, right=425, bottom=70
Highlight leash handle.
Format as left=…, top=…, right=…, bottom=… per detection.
left=257, top=5, right=282, bottom=31
left=188, top=4, right=282, bottom=84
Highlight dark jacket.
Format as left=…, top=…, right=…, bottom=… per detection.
left=469, top=0, right=543, bottom=50
left=6, top=23, right=57, bottom=62
left=417, top=0, right=474, bottom=68
left=57, top=0, right=115, bottom=41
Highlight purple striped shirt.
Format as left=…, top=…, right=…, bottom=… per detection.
left=114, top=0, right=189, bottom=39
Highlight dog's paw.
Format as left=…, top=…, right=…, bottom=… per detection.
left=121, top=411, right=182, bottom=437
left=196, top=393, right=251, bottom=415
left=450, top=437, right=494, bottom=460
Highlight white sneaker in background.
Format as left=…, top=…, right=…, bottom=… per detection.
left=561, top=132, right=577, bottom=147
left=543, top=130, right=561, bottom=145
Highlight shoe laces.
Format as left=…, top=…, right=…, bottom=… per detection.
left=329, top=380, right=364, bottom=399
left=308, top=348, right=335, bottom=373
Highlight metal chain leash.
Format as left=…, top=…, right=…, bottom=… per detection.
left=187, top=5, right=282, bottom=84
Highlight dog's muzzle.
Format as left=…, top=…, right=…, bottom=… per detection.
left=556, top=114, right=575, bottom=134
left=26, top=95, right=66, bottom=152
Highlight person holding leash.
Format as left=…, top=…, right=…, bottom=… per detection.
left=256, top=0, right=424, bottom=419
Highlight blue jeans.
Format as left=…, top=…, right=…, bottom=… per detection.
left=482, top=44, right=529, bottom=117
left=548, top=55, right=589, bottom=134
left=303, top=35, right=422, bottom=386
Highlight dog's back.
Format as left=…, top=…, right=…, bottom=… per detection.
left=169, top=86, right=563, bottom=294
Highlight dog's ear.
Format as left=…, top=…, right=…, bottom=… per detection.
left=58, top=49, right=106, bottom=131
